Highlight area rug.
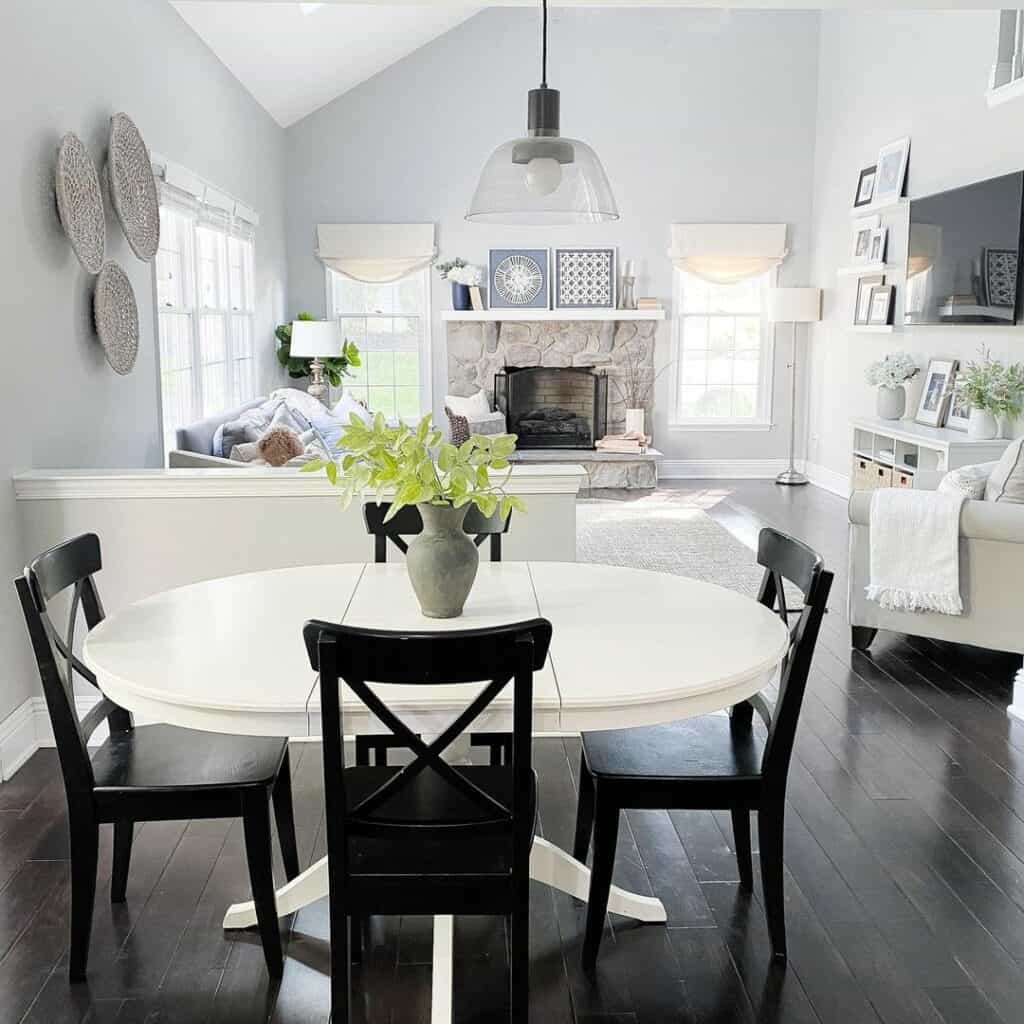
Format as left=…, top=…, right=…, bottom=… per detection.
left=576, top=499, right=766, bottom=598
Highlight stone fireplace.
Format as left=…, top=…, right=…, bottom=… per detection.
left=495, top=366, right=608, bottom=450
left=445, top=318, right=657, bottom=437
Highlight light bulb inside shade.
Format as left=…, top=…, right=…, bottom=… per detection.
left=524, top=157, right=562, bottom=197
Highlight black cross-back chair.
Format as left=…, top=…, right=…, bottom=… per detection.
left=572, top=528, right=833, bottom=968
left=356, top=500, right=514, bottom=769
left=306, top=616, right=551, bottom=1023
left=14, top=533, right=300, bottom=982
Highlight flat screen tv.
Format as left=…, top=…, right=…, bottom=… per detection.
left=904, top=171, right=1024, bottom=325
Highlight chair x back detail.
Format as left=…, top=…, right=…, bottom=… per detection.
left=572, top=528, right=832, bottom=967
left=14, top=533, right=300, bottom=981
left=306, top=616, right=551, bottom=1023
left=357, top=500, right=514, bottom=768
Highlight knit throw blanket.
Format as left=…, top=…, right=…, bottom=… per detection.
left=866, top=488, right=966, bottom=616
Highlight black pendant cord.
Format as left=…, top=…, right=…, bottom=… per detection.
left=541, top=0, right=548, bottom=88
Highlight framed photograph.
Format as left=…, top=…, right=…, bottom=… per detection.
left=947, top=382, right=970, bottom=432
left=850, top=214, right=880, bottom=263
left=866, top=285, right=895, bottom=326
left=868, top=226, right=888, bottom=265
left=854, top=165, right=877, bottom=208
left=874, top=137, right=911, bottom=204
left=553, top=247, right=617, bottom=309
left=854, top=274, right=885, bottom=325
left=488, top=249, right=550, bottom=309
left=915, top=357, right=959, bottom=428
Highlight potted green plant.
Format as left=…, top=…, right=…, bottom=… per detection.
left=275, top=312, right=361, bottom=387
left=864, top=352, right=919, bottom=420
left=303, top=413, right=523, bottom=618
left=956, top=348, right=1024, bottom=439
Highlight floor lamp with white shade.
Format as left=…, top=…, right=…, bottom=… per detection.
left=769, top=287, right=821, bottom=487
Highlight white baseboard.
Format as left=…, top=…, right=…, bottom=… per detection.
left=803, top=461, right=851, bottom=498
left=0, top=699, right=38, bottom=781
left=659, top=459, right=793, bottom=480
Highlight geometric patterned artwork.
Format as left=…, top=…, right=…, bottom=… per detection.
left=984, top=247, right=1018, bottom=308
left=488, top=248, right=550, bottom=309
left=54, top=132, right=106, bottom=274
left=93, top=261, right=140, bottom=375
left=108, top=112, right=160, bottom=262
left=554, top=247, right=616, bottom=309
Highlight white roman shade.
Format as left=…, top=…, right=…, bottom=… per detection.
left=316, top=223, right=437, bottom=283
left=669, top=223, right=789, bottom=284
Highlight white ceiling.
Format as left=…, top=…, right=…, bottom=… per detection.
left=171, top=2, right=480, bottom=127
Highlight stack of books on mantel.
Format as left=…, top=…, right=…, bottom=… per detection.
left=636, top=297, right=662, bottom=311
left=596, top=431, right=651, bottom=454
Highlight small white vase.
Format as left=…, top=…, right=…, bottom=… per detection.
left=876, top=386, right=906, bottom=421
left=967, top=407, right=998, bottom=440
left=625, top=408, right=645, bottom=435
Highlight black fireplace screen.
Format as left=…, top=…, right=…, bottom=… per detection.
left=495, top=366, right=608, bottom=450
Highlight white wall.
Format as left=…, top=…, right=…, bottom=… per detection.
left=0, top=0, right=288, bottom=723
left=283, top=7, right=821, bottom=465
left=806, top=9, right=1024, bottom=487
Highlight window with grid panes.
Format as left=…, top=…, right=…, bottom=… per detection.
left=327, top=269, right=429, bottom=421
left=155, top=197, right=256, bottom=457
left=671, top=270, right=773, bottom=426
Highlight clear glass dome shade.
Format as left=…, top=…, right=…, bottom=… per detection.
left=466, top=136, right=620, bottom=224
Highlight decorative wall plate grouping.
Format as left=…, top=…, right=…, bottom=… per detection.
left=53, top=112, right=158, bottom=376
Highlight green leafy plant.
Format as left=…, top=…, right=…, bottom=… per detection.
left=956, top=347, right=1024, bottom=418
left=302, top=412, right=525, bottom=522
left=275, top=311, right=361, bottom=387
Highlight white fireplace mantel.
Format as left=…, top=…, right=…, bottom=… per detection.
left=441, top=309, right=665, bottom=322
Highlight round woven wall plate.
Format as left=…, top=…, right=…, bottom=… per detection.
left=108, top=112, right=160, bottom=261
left=93, top=261, right=139, bottom=375
left=55, top=133, right=105, bottom=275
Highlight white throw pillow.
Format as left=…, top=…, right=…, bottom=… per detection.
left=331, top=391, right=373, bottom=426
left=985, top=437, right=1024, bottom=504
left=445, top=390, right=492, bottom=420
left=937, top=462, right=998, bottom=500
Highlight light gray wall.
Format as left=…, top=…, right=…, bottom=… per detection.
left=283, top=7, right=820, bottom=464
left=806, top=9, right=1024, bottom=484
left=0, top=0, right=288, bottom=723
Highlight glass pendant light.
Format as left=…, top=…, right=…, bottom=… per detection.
left=466, top=0, right=619, bottom=224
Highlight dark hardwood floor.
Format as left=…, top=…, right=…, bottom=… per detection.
left=2, top=481, right=1023, bottom=1022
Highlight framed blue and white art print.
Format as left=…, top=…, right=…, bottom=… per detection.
left=554, top=247, right=617, bottom=309
left=488, top=249, right=550, bottom=309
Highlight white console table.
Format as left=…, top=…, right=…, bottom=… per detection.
left=850, top=416, right=1011, bottom=490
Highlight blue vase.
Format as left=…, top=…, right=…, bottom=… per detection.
left=451, top=282, right=472, bottom=311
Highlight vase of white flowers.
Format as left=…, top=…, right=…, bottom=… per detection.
left=435, top=258, right=483, bottom=311
left=865, top=352, right=920, bottom=420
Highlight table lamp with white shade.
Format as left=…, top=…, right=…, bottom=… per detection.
left=288, top=319, right=344, bottom=405
left=768, top=287, right=821, bottom=487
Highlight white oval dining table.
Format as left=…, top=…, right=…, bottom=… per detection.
left=83, top=560, right=789, bottom=1021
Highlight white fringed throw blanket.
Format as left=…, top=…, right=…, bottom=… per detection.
left=867, top=488, right=966, bottom=615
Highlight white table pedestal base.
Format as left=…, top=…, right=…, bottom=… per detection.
left=222, top=837, right=667, bottom=1022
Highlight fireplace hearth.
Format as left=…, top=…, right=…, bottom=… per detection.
left=495, top=366, right=608, bottom=450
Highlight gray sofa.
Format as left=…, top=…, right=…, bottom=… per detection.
left=171, top=396, right=267, bottom=464
left=848, top=490, right=1024, bottom=656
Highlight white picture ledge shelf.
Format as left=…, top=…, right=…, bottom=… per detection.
left=852, top=324, right=894, bottom=333
left=847, top=197, right=909, bottom=218
left=441, top=309, right=665, bottom=322
left=836, top=262, right=893, bottom=278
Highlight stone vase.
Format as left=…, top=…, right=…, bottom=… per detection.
left=625, top=408, right=646, bottom=435
left=968, top=407, right=998, bottom=440
left=876, top=385, right=905, bottom=421
left=406, top=502, right=479, bottom=618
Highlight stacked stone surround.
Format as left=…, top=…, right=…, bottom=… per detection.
left=445, top=319, right=657, bottom=436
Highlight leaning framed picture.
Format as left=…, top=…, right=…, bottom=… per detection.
left=915, top=357, right=958, bottom=428
left=553, top=247, right=617, bottom=309
left=850, top=214, right=880, bottom=264
left=873, top=137, right=911, bottom=205
left=946, top=383, right=970, bottom=432
left=488, top=249, right=550, bottom=309
left=854, top=165, right=877, bottom=208
left=868, top=226, right=888, bottom=265
left=854, top=274, right=885, bottom=325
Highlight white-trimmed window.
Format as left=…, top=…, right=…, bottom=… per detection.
left=326, top=268, right=431, bottom=420
left=155, top=193, right=256, bottom=455
left=671, top=270, right=773, bottom=427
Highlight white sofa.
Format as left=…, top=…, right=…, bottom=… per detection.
left=847, top=489, right=1024, bottom=657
